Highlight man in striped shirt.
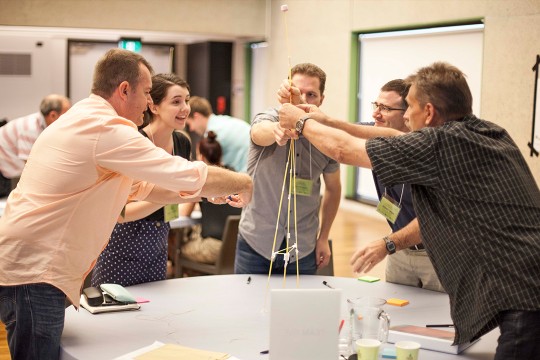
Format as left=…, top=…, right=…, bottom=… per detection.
left=279, top=62, right=540, bottom=360
left=0, top=94, right=71, bottom=196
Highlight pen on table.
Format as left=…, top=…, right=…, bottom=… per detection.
left=246, top=276, right=251, bottom=284
left=426, top=324, right=454, bottom=328
left=338, top=319, right=345, bottom=334
left=322, top=280, right=334, bottom=289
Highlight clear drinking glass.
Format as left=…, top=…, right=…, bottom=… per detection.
left=347, top=297, right=390, bottom=353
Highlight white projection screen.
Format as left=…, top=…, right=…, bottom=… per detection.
left=356, top=24, right=484, bottom=203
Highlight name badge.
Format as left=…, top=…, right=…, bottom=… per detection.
left=294, top=178, right=313, bottom=196
left=376, top=193, right=401, bottom=224
left=164, top=204, right=179, bottom=222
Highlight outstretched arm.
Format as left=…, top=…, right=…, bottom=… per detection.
left=320, top=118, right=402, bottom=139
left=277, top=81, right=401, bottom=139
left=145, top=166, right=252, bottom=208
left=279, top=103, right=372, bottom=169
left=350, top=218, right=422, bottom=273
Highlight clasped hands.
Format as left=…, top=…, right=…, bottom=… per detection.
left=208, top=193, right=250, bottom=208
left=275, top=80, right=328, bottom=140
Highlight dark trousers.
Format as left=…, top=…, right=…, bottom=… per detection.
left=495, top=310, right=540, bottom=360
left=0, top=283, right=66, bottom=360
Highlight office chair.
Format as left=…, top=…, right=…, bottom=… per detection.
left=199, top=200, right=242, bottom=239
left=175, top=201, right=242, bottom=277
left=316, top=239, right=335, bottom=276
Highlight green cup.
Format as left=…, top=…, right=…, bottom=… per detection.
left=396, top=340, right=421, bottom=360
left=356, top=339, right=381, bottom=360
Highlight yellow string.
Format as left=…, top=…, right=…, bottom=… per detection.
left=264, top=4, right=300, bottom=309
left=283, top=8, right=293, bottom=102
left=264, top=140, right=292, bottom=307
left=291, top=139, right=299, bottom=287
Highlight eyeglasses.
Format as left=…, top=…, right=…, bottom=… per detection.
left=371, top=102, right=406, bottom=114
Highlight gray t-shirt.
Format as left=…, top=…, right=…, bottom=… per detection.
left=239, top=107, right=339, bottom=260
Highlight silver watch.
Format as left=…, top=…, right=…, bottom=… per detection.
left=295, top=115, right=311, bottom=135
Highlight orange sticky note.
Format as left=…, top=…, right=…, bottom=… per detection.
left=386, top=298, right=409, bottom=307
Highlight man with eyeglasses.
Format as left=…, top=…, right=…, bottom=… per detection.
left=369, top=80, right=444, bottom=292
left=278, top=62, right=540, bottom=359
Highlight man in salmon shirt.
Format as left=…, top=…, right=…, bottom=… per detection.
left=0, top=48, right=252, bottom=360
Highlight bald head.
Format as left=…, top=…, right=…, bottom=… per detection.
left=40, top=94, right=71, bottom=126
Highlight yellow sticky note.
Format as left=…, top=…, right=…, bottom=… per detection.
left=387, top=298, right=409, bottom=307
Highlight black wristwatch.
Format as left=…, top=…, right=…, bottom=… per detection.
left=295, top=115, right=311, bottom=135
left=383, top=236, right=396, bottom=255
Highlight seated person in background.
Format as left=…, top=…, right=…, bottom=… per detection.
left=0, top=94, right=71, bottom=196
left=186, top=97, right=250, bottom=172
left=180, top=131, right=240, bottom=264
left=91, top=73, right=192, bottom=287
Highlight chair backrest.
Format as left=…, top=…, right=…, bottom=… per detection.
left=316, top=239, right=334, bottom=276
left=199, top=201, right=242, bottom=239
left=214, top=215, right=241, bottom=274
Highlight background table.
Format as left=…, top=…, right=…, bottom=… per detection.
left=169, top=209, right=201, bottom=229
left=60, top=275, right=497, bottom=360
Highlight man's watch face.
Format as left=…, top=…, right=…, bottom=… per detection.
left=295, top=119, right=303, bottom=133
left=384, top=236, right=396, bottom=254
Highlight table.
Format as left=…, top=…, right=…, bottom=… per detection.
left=60, top=275, right=497, bottom=360
left=169, top=210, right=201, bottom=229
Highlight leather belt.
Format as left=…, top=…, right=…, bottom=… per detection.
left=409, top=244, right=425, bottom=251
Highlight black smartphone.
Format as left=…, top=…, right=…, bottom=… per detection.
left=82, top=286, right=103, bottom=307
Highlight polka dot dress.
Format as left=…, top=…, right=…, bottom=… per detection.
left=91, top=219, right=170, bottom=287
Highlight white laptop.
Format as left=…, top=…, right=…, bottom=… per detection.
left=270, top=288, right=342, bottom=360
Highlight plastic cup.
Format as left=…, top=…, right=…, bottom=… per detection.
left=395, top=340, right=421, bottom=360
left=356, top=338, right=381, bottom=360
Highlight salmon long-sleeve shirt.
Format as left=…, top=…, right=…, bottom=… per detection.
left=0, top=94, right=207, bottom=306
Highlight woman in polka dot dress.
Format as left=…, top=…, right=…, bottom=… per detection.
left=91, top=74, right=192, bottom=287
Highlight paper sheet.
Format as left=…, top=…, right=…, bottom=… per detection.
left=113, top=341, right=241, bottom=360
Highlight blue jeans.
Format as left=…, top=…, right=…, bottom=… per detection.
left=234, top=234, right=317, bottom=275
left=495, top=310, right=540, bottom=360
left=0, top=283, right=66, bottom=360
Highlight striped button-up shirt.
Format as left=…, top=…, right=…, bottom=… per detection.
left=366, top=115, right=540, bottom=344
left=0, top=112, right=46, bottom=178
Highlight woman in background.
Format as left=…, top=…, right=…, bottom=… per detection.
left=179, top=131, right=239, bottom=265
left=197, top=131, right=229, bottom=169
left=92, top=73, right=192, bottom=287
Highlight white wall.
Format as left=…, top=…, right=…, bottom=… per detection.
left=261, top=0, right=540, bottom=186
left=0, top=32, right=66, bottom=120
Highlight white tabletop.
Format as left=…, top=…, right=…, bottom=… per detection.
left=168, top=209, right=201, bottom=229
left=60, top=275, right=496, bottom=360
